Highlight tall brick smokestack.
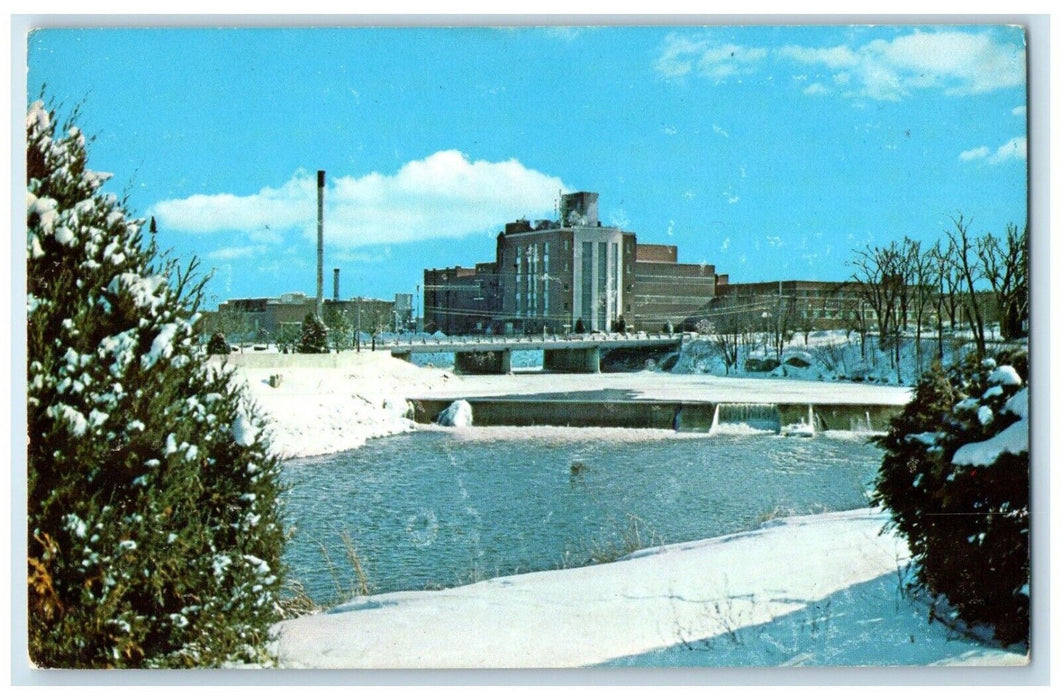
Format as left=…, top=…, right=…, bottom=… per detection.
left=316, top=170, right=325, bottom=318
left=333, top=268, right=340, bottom=301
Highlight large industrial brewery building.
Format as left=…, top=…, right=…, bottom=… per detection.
left=424, top=192, right=845, bottom=335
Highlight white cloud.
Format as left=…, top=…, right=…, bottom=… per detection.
left=662, top=125, right=678, bottom=135
left=960, top=146, right=992, bottom=161
left=988, top=137, right=1027, bottom=163
left=720, top=237, right=730, bottom=252
left=803, top=82, right=829, bottom=96
left=1012, top=105, right=1027, bottom=116
left=778, top=44, right=859, bottom=70
left=332, top=248, right=392, bottom=265
left=654, top=34, right=707, bottom=78
left=655, top=34, right=767, bottom=81
left=782, top=30, right=1025, bottom=101
left=152, top=151, right=568, bottom=248
left=662, top=29, right=1025, bottom=101
left=207, top=245, right=267, bottom=261
left=712, top=124, right=729, bottom=138
left=959, top=137, right=1026, bottom=164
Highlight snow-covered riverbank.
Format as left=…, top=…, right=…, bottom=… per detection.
left=226, top=352, right=1026, bottom=669
left=229, top=352, right=456, bottom=458
left=271, top=508, right=1026, bottom=668
left=230, top=350, right=912, bottom=458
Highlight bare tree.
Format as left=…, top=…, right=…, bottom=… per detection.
left=795, top=304, right=814, bottom=346
left=850, top=241, right=905, bottom=375
left=977, top=222, right=1028, bottom=341
left=930, top=240, right=953, bottom=362
left=767, top=293, right=796, bottom=365
left=937, top=239, right=964, bottom=333
left=904, top=237, right=940, bottom=375
left=946, top=214, right=987, bottom=354
left=836, top=285, right=869, bottom=359
left=699, top=298, right=745, bottom=374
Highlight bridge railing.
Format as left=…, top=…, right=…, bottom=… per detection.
left=386, top=331, right=685, bottom=350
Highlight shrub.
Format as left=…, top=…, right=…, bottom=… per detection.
left=206, top=331, right=230, bottom=355
left=296, top=313, right=328, bottom=353
left=745, top=357, right=780, bottom=373
left=873, top=350, right=1029, bottom=645
left=26, top=100, right=287, bottom=667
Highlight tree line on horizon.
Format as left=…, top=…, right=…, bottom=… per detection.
left=693, top=218, right=1028, bottom=382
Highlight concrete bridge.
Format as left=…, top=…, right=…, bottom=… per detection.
left=390, top=333, right=685, bottom=374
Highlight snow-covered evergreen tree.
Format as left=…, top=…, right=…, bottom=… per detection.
left=296, top=313, right=328, bottom=353
left=26, top=100, right=287, bottom=668
left=873, top=350, right=1029, bottom=645
left=206, top=331, right=230, bottom=355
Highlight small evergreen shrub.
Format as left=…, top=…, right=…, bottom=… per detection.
left=26, top=100, right=287, bottom=668
left=873, top=350, right=1029, bottom=645
left=296, top=313, right=328, bottom=353
left=206, top=331, right=230, bottom=355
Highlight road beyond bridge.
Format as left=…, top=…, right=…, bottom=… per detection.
left=390, top=333, right=685, bottom=374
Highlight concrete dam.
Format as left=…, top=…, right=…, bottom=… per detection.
left=410, top=394, right=900, bottom=435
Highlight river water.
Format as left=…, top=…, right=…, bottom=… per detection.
left=282, top=425, right=884, bottom=605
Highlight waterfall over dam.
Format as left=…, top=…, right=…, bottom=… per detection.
left=411, top=395, right=901, bottom=436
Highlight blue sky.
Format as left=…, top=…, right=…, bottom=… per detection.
left=26, top=24, right=1028, bottom=309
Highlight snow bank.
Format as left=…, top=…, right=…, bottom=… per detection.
left=270, top=508, right=1027, bottom=668
left=229, top=352, right=458, bottom=459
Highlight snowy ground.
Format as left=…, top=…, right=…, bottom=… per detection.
left=226, top=352, right=457, bottom=458
left=270, top=509, right=1025, bottom=668
left=225, top=349, right=1027, bottom=669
